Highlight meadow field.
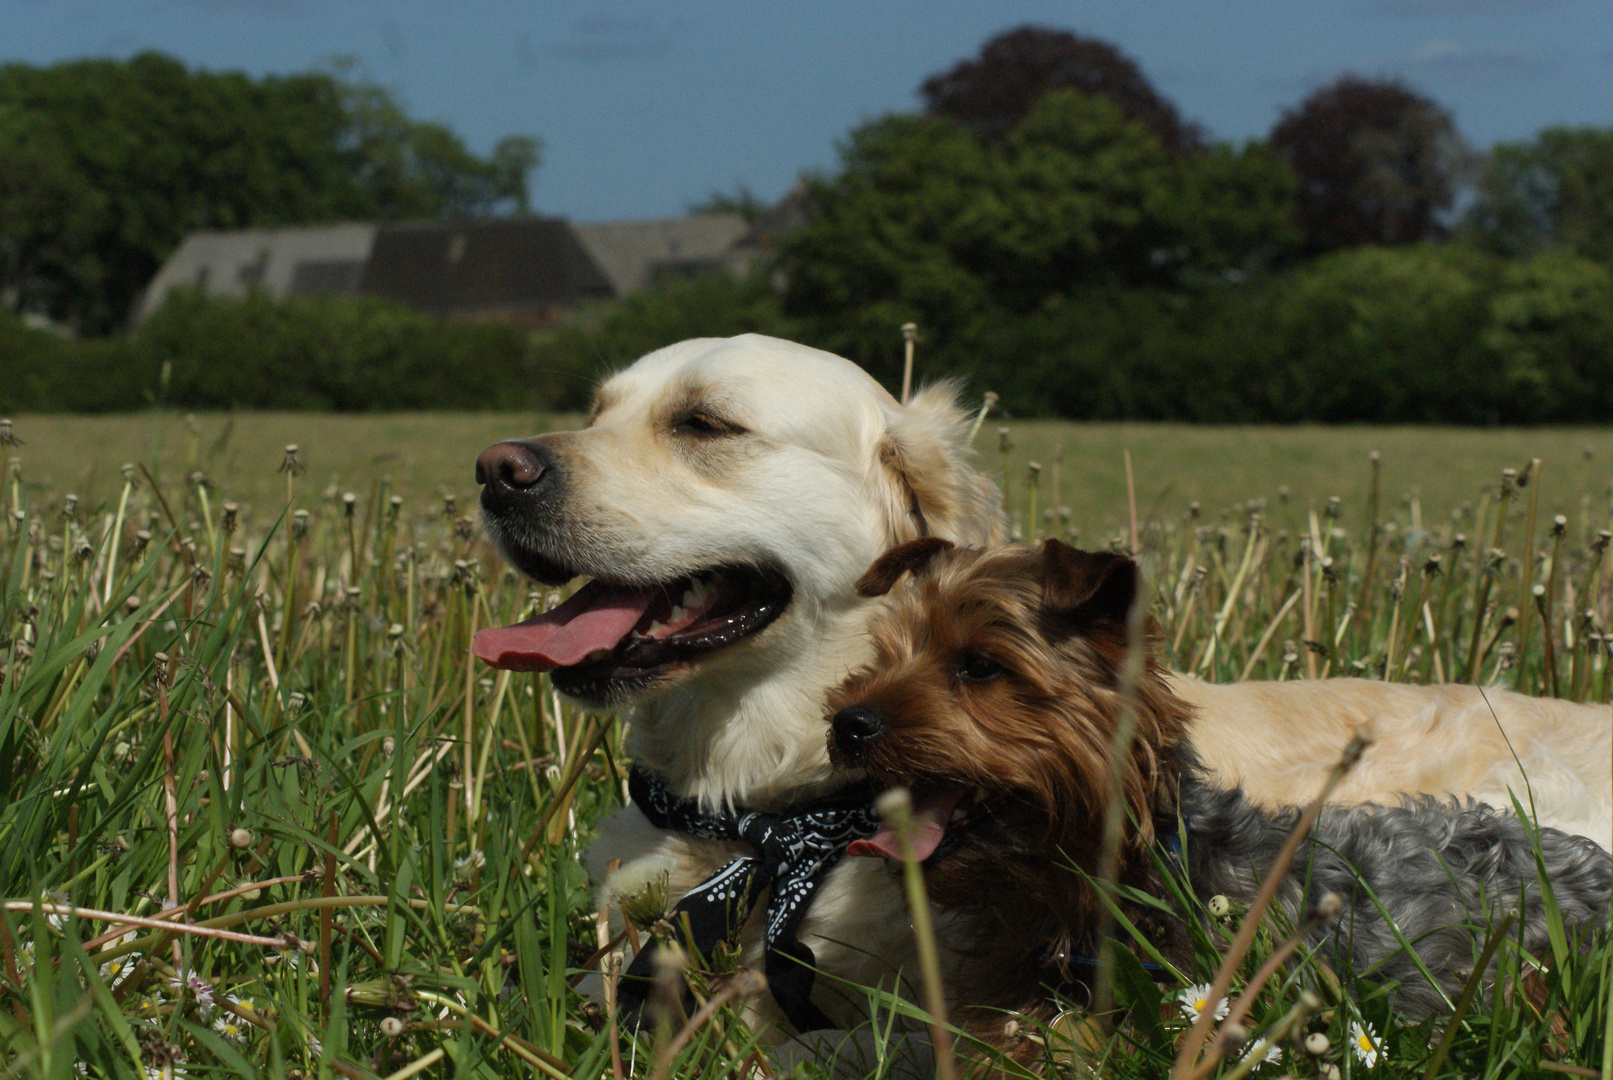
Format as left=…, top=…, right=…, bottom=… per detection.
left=4, top=407, right=1613, bottom=1079
left=17, top=409, right=1613, bottom=537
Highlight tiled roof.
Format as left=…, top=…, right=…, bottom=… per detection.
left=137, top=211, right=769, bottom=324
left=135, top=223, right=376, bottom=321
left=360, top=219, right=614, bottom=315
left=573, top=214, right=754, bottom=295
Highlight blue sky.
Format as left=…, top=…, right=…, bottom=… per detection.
left=7, top=0, right=1611, bottom=221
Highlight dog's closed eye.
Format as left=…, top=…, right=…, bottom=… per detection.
left=672, top=410, right=747, bottom=438
left=953, top=651, right=1006, bottom=684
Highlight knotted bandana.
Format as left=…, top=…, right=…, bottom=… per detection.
left=618, top=764, right=883, bottom=1034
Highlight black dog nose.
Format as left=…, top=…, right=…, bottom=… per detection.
left=832, top=705, right=887, bottom=756
left=476, top=441, right=549, bottom=496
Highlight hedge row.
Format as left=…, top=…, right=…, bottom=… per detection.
left=1, top=290, right=594, bottom=413
left=6, top=244, right=1613, bottom=424
left=805, top=245, right=1613, bottom=425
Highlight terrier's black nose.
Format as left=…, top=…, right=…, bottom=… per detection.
left=832, top=705, right=887, bottom=757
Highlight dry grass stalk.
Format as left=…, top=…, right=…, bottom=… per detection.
left=1171, top=730, right=1373, bottom=1080
left=876, top=786, right=959, bottom=1080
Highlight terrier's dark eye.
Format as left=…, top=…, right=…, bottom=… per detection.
left=954, top=651, right=1005, bottom=684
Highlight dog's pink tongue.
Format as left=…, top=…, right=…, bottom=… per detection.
left=848, top=784, right=969, bottom=861
left=473, top=581, right=653, bottom=671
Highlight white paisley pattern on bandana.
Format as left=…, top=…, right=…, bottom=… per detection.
left=619, top=765, right=883, bottom=1034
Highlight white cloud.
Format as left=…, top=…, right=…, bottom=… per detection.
left=1373, top=0, right=1570, bottom=14
left=1391, top=39, right=1557, bottom=81
left=550, top=15, right=675, bottom=63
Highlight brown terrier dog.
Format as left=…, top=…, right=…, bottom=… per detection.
left=825, top=536, right=1186, bottom=1042
left=825, top=537, right=1611, bottom=1055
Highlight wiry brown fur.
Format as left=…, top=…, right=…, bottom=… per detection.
left=827, top=539, right=1612, bottom=1066
left=826, top=538, right=1192, bottom=1038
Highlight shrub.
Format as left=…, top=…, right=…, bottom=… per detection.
left=0, top=311, right=142, bottom=412
left=917, top=244, right=1613, bottom=425
left=134, top=289, right=538, bottom=411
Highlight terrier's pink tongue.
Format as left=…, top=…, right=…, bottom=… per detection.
left=848, top=821, right=947, bottom=862
left=473, top=581, right=653, bottom=671
left=847, top=784, right=968, bottom=861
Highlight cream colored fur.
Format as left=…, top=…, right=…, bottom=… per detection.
left=530, top=335, right=998, bottom=1031
left=1179, top=675, right=1612, bottom=849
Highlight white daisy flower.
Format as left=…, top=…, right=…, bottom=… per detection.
left=1177, top=982, right=1229, bottom=1023
left=131, top=991, right=168, bottom=1018
left=166, top=971, right=216, bottom=1019
left=1349, top=1019, right=1382, bottom=1068
left=213, top=1011, right=249, bottom=1045
left=98, top=954, right=136, bottom=989
left=1242, top=1041, right=1282, bottom=1067
left=213, top=997, right=254, bottom=1045
left=267, top=949, right=304, bottom=971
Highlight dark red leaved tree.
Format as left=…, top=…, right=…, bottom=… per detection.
left=1270, top=75, right=1467, bottom=252
left=920, top=25, right=1201, bottom=153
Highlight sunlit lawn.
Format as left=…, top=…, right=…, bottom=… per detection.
left=18, top=411, right=1613, bottom=534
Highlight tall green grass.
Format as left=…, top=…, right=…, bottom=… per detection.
left=0, top=414, right=1608, bottom=1079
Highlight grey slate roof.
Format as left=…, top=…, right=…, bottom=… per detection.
left=360, top=219, right=613, bottom=317
left=572, top=214, right=755, bottom=296
left=137, top=212, right=768, bottom=324
left=135, top=223, right=377, bottom=321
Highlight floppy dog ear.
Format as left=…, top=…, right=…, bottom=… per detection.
left=1041, top=540, right=1139, bottom=623
left=877, top=382, right=1005, bottom=547
left=857, top=537, right=956, bottom=598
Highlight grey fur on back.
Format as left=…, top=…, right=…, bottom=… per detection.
left=1178, top=774, right=1612, bottom=1018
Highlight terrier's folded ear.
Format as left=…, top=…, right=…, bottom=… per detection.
left=1040, top=540, right=1139, bottom=624
left=857, top=537, right=956, bottom=598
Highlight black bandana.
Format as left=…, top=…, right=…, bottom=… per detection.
left=617, top=764, right=883, bottom=1034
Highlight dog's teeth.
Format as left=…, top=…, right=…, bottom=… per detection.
left=668, top=605, right=686, bottom=624
left=584, top=649, right=611, bottom=663
left=971, top=790, right=985, bottom=804
left=646, top=620, right=668, bottom=637
left=950, top=808, right=967, bottom=823
left=682, top=581, right=710, bottom=610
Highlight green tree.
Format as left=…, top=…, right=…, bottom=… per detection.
left=780, top=90, right=1296, bottom=385
left=1461, top=127, right=1613, bottom=265
left=334, top=68, right=541, bottom=220
left=0, top=53, right=541, bottom=333
left=1482, top=250, right=1613, bottom=420
left=686, top=184, right=770, bottom=224
left=1262, top=245, right=1499, bottom=422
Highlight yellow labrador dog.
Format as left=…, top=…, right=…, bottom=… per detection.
left=472, top=334, right=1610, bottom=1034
